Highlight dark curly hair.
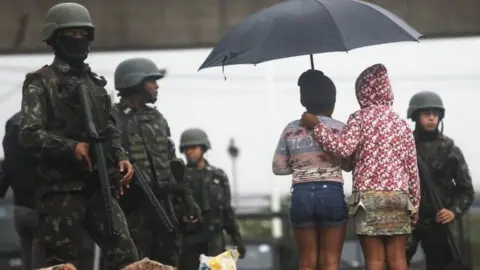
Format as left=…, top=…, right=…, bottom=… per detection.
left=298, top=69, right=336, bottom=114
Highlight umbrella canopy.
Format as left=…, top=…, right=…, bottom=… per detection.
left=199, top=0, right=422, bottom=71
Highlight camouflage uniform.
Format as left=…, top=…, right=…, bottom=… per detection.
left=112, top=58, right=194, bottom=267
left=112, top=103, right=182, bottom=266
left=179, top=129, right=244, bottom=270
left=19, top=3, right=138, bottom=269
left=405, top=91, right=475, bottom=270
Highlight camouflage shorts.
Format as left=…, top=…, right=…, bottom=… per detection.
left=348, top=190, right=415, bottom=236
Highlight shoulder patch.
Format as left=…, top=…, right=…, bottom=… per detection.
left=207, top=166, right=227, bottom=186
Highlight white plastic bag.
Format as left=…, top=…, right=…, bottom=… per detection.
left=198, top=248, right=239, bottom=270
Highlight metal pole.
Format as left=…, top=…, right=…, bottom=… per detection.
left=227, top=138, right=239, bottom=207
left=93, top=245, right=101, bottom=270
left=266, top=62, right=282, bottom=239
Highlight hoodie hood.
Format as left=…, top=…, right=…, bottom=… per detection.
left=355, top=64, right=394, bottom=109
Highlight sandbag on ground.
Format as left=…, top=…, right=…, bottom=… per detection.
left=36, top=258, right=176, bottom=270
left=121, top=258, right=176, bottom=270
left=36, top=263, right=77, bottom=270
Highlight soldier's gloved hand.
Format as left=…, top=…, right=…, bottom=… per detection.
left=236, top=243, right=246, bottom=259
left=233, top=236, right=246, bottom=259
left=184, top=196, right=202, bottom=222
left=237, top=245, right=246, bottom=259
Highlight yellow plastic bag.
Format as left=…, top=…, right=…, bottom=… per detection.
left=198, top=248, right=239, bottom=270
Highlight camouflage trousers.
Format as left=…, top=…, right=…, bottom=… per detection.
left=126, top=199, right=181, bottom=267
left=32, top=189, right=139, bottom=270
left=179, top=233, right=225, bottom=270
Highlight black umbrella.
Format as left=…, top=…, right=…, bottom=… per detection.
left=199, top=0, right=422, bottom=71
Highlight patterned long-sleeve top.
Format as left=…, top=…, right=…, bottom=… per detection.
left=272, top=116, right=347, bottom=184
left=311, top=64, right=421, bottom=221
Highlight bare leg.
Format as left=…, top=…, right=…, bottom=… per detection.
left=359, top=235, right=386, bottom=270
left=317, top=223, right=347, bottom=270
left=294, top=227, right=318, bottom=270
left=385, top=235, right=408, bottom=270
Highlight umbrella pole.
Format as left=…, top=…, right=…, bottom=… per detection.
left=309, top=54, right=314, bottom=70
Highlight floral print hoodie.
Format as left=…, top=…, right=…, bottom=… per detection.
left=312, top=64, right=420, bottom=221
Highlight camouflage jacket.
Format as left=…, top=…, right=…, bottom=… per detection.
left=184, top=162, right=242, bottom=241
left=414, top=131, right=475, bottom=219
left=19, top=58, right=127, bottom=192
left=111, top=102, right=176, bottom=184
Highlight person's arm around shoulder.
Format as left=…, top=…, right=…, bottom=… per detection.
left=302, top=112, right=362, bottom=158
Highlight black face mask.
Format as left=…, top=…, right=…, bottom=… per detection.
left=53, top=36, right=90, bottom=64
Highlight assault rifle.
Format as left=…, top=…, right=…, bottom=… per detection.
left=78, top=84, right=120, bottom=237
left=131, top=162, right=178, bottom=233
left=417, top=157, right=470, bottom=270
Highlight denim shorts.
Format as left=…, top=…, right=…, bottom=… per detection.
left=289, top=181, right=348, bottom=228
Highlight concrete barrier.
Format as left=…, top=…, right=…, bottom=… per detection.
left=0, top=0, right=478, bottom=53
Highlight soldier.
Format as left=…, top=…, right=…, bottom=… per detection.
left=406, top=91, right=475, bottom=269
left=19, top=3, right=138, bottom=269
left=111, top=57, right=201, bottom=268
left=2, top=112, right=37, bottom=270
left=178, top=128, right=246, bottom=270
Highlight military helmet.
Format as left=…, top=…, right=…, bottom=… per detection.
left=43, top=3, right=95, bottom=42
left=179, top=128, right=211, bottom=152
left=407, top=91, right=445, bottom=119
left=114, top=58, right=164, bottom=91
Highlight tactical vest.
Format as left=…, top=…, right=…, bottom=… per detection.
left=416, top=135, right=457, bottom=218
left=22, top=64, right=111, bottom=188
left=416, top=136, right=455, bottom=185
left=186, top=166, right=227, bottom=229
left=111, top=104, right=172, bottom=183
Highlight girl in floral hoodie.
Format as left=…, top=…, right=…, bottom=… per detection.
left=301, top=64, right=420, bottom=270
